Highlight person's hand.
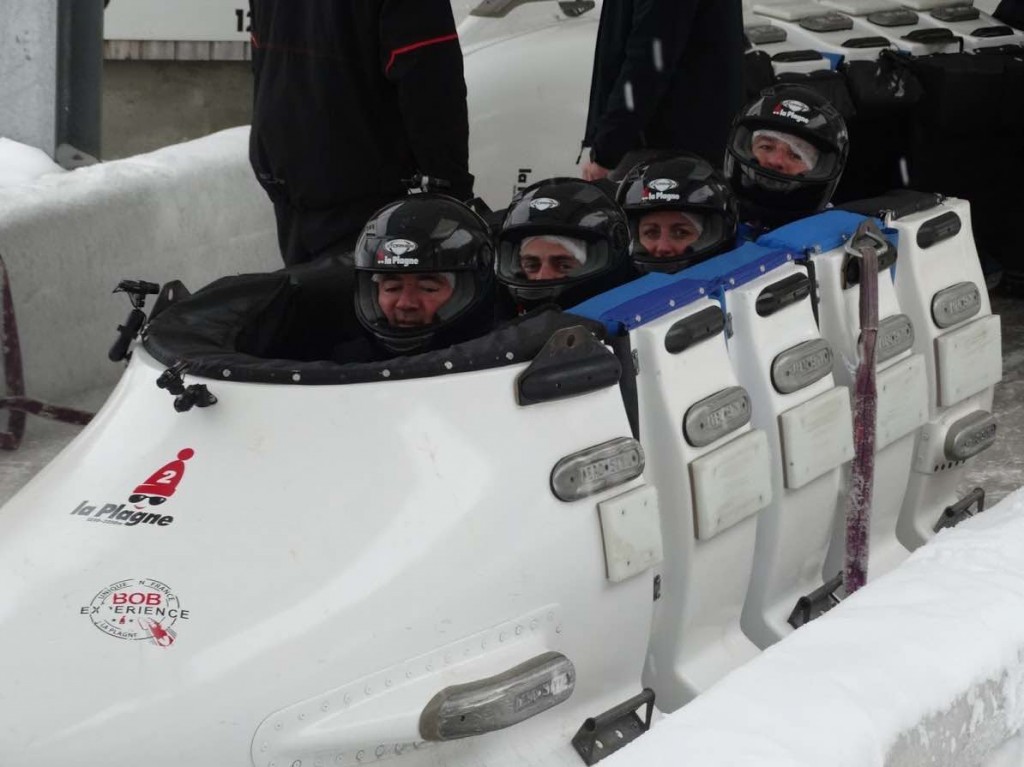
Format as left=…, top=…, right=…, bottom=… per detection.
left=581, top=159, right=611, bottom=182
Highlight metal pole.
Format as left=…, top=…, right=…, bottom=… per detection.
left=56, top=0, right=104, bottom=166
left=0, top=0, right=60, bottom=157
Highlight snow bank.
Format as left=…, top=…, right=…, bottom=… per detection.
left=0, top=138, right=64, bottom=188
left=610, top=489, right=1024, bottom=767
left=0, top=127, right=277, bottom=403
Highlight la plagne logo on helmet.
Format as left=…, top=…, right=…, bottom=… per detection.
left=773, top=100, right=810, bottom=124
left=69, top=448, right=195, bottom=529
left=530, top=198, right=560, bottom=211
left=377, top=239, right=420, bottom=266
left=643, top=178, right=681, bottom=202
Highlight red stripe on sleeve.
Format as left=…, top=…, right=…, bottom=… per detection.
left=385, top=33, right=459, bottom=74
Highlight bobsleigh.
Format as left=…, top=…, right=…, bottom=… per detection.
left=0, top=190, right=1000, bottom=766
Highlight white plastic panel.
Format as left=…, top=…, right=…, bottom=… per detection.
left=598, top=485, right=663, bottom=583
left=753, top=2, right=821, bottom=20
left=823, top=0, right=900, bottom=14
left=691, top=430, right=773, bottom=542
left=876, top=354, right=929, bottom=451
left=779, top=387, right=854, bottom=490
left=936, top=315, right=1002, bottom=407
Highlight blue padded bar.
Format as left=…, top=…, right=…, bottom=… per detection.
left=572, top=241, right=793, bottom=333
left=678, top=241, right=794, bottom=289
left=756, top=210, right=877, bottom=253
left=571, top=272, right=710, bottom=334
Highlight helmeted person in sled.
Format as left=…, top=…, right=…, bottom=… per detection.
left=338, top=194, right=497, bottom=362
left=615, top=154, right=739, bottom=274
left=494, top=178, right=635, bottom=314
left=724, top=85, right=851, bottom=238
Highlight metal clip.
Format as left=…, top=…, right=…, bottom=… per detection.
left=934, top=487, right=986, bottom=533
left=788, top=573, right=844, bottom=629
left=572, top=689, right=655, bottom=765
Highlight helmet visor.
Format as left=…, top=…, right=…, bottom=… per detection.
left=355, top=271, right=478, bottom=352
left=731, top=124, right=843, bottom=182
left=629, top=210, right=730, bottom=272
left=496, top=234, right=612, bottom=288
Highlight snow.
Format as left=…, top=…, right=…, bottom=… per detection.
left=609, top=489, right=1024, bottom=767
left=0, top=137, right=64, bottom=188
left=0, top=126, right=277, bottom=403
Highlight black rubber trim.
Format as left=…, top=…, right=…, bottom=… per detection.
left=664, top=307, right=726, bottom=355
left=756, top=273, right=812, bottom=317
left=772, top=49, right=825, bottom=62
left=972, top=25, right=1013, bottom=37
left=843, top=35, right=891, bottom=48
left=917, top=211, right=962, bottom=249
left=903, top=27, right=956, bottom=42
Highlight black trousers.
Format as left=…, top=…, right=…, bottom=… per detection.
left=272, top=194, right=397, bottom=267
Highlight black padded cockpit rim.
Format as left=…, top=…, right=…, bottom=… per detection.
left=142, top=271, right=606, bottom=386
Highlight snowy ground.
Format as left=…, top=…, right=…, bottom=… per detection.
left=0, top=138, right=64, bottom=188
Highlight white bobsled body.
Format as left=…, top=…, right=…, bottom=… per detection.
left=461, top=2, right=601, bottom=210
left=0, top=329, right=657, bottom=766
left=0, top=195, right=1004, bottom=764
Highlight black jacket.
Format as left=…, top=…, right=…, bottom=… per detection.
left=583, top=0, right=745, bottom=169
left=249, top=0, right=474, bottom=253
left=995, top=0, right=1024, bottom=29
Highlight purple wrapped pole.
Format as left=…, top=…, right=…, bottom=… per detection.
left=844, top=223, right=884, bottom=595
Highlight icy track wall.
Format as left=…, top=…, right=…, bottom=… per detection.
left=607, top=489, right=1024, bottom=767
left=0, top=127, right=277, bottom=402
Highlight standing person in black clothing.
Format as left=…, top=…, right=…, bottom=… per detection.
left=994, top=0, right=1024, bottom=29
left=249, top=0, right=474, bottom=266
left=580, top=0, right=745, bottom=182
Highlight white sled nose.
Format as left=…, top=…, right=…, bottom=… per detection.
left=0, top=333, right=658, bottom=767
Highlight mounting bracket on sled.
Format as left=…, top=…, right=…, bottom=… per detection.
left=788, top=573, right=845, bottom=629
left=156, top=362, right=217, bottom=413
left=841, top=225, right=895, bottom=290
left=516, top=326, right=621, bottom=406
left=934, top=487, right=985, bottom=533
left=109, top=279, right=160, bottom=362
left=572, top=688, right=655, bottom=765
left=403, top=172, right=451, bottom=194
left=559, top=1, right=596, bottom=17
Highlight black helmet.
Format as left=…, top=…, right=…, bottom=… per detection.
left=496, top=178, right=631, bottom=306
left=616, top=154, right=739, bottom=274
left=724, top=85, right=850, bottom=227
left=353, top=195, right=495, bottom=354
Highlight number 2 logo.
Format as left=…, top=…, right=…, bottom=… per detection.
left=156, top=470, right=177, bottom=485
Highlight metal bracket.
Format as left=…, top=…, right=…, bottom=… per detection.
left=934, top=487, right=986, bottom=533
left=157, top=363, right=218, bottom=413
left=572, top=689, right=655, bottom=765
left=788, top=573, right=844, bottom=629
